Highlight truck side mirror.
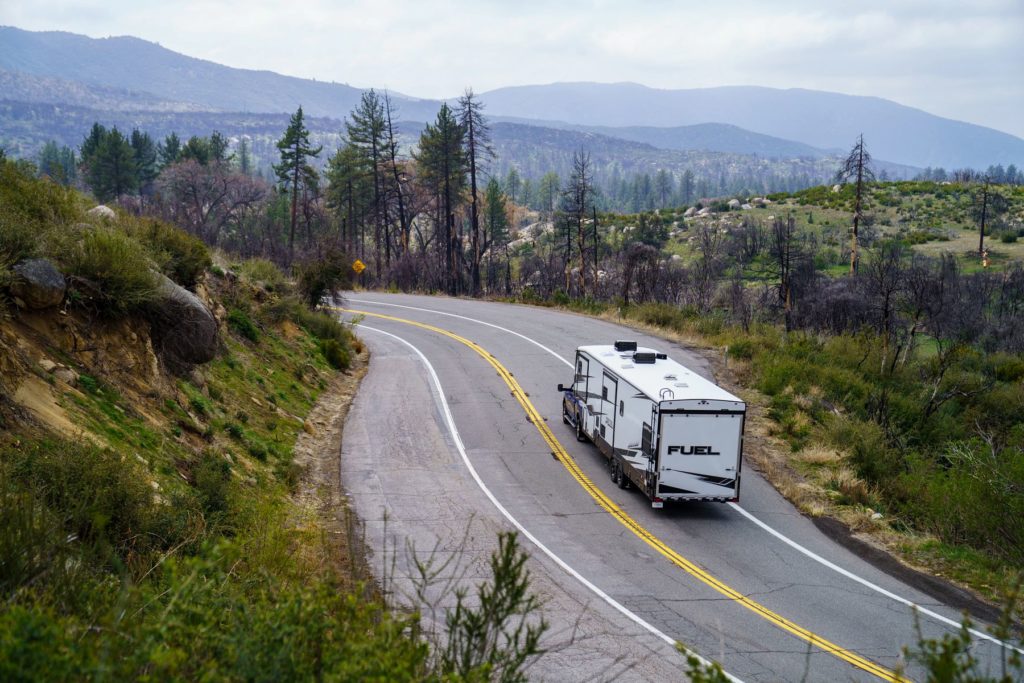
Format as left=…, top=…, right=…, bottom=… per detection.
left=557, top=384, right=566, bottom=392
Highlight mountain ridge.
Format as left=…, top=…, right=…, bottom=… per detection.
left=477, top=82, right=1024, bottom=169
left=1, top=25, right=1020, bottom=170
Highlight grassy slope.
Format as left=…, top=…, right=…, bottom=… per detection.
left=0, top=271, right=435, bottom=679
left=0, top=161, right=432, bottom=678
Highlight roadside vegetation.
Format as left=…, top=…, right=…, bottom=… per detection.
left=0, top=160, right=546, bottom=680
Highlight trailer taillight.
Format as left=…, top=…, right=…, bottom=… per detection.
left=651, top=497, right=664, bottom=509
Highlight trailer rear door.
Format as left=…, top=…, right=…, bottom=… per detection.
left=656, top=399, right=743, bottom=500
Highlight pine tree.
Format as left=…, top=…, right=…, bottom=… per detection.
left=274, top=106, right=322, bottom=265
left=38, top=141, right=75, bottom=185
left=80, top=123, right=107, bottom=165
left=483, top=177, right=510, bottom=293
left=326, top=142, right=373, bottom=257
left=180, top=136, right=212, bottom=165
left=84, top=127, right=137, bottom=202
left=159, top=132, right=182, bottom=167
left=382, top=92, right=411, bottom=258
left=237, top=136, right=253, bottom=175
left=209, top=131, right=233, bottom=165
left=415, top=103, right=466, bottom=295
left=130, top=129, right=158, bottom=192
left=681, top=169, right=695, bottom=206
left=504, top=167, right=521, bottom=205
left=457, top=88, right=494, bottom=295
left=346, top=90, right=388, bottom=276
left=562, top=149, right=594, bottom=296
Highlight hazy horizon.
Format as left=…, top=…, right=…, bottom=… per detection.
left=2, top=1, right=1022, bottom=138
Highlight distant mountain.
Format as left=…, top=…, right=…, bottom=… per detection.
left=479, top=83, right=1024, bottom=170
left=0, top=26, right=440, bottom=121
left=0, top=69, right=200, bottom=112
left=2, top=26, right=1011, bottom=172
left=494, top=118, right=832, bottom=158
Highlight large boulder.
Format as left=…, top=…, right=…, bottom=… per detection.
left=10, top=258, right=66, bottom=309
left=148, top=273, right=219, bottom=367
left=87, top=205, right=116, bottom=220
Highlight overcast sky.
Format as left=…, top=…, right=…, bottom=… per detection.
left=5, top=0, right=1024, bottom=138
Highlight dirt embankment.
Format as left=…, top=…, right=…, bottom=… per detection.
left=290, top=348, right=372, bottom=589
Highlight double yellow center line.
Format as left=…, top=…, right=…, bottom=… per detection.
left=341, top=308, right=905, bottom=682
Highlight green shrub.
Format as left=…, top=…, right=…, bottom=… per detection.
left=295, top=249, right=352, bottom=308
left=1000, top=232, right=1017, bottom=244
left=60, top=227, right=159, bottom=314
left=319, top=338, right=350, bottom=370
left=727, top=339, right=756, bottom=360
left=189, top=395, right=211, bottom=416
left=3, top=440, right=191, bottom=572
left=192, top=452, right=232, bottom=518
left=228, top=308, right=259, bottom=343
left=239, top=258, right=287, bottom=292
left=0, top=159, right=81, bottom=229
left=134, top=219, right=211, bottom=288
left=77, top=374, right=100, bottom=394
left=0, top=212, right=40, bottom=269
left=634, top=302, right=686, bottom=331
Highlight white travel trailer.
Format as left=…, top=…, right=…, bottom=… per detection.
left=558, top=341, right=745, bottom=507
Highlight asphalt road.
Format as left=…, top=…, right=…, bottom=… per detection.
left=336, top=292, right=1010, bottom=682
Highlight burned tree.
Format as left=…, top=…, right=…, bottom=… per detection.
left=836, top=135, right=875, bottom=274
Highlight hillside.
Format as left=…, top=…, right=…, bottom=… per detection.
left=0, top=26, right=439, bottom=121
left=479, top=82, right=1024, bottom=170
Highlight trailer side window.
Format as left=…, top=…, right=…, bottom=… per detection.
left=619, top=400, right=624, bottom=417
left=602, top=386, right=608, bottom=400
left=641, top=422, right=653, bottom=457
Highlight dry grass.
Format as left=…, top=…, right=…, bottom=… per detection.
left=829, top=466, right=872, bottom=506
left=795, top=444, right=843, bottom=466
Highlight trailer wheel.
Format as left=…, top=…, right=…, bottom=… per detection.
left=616, top=461, right=629, bottom=490
left=610, top=460, right=620, bottom=485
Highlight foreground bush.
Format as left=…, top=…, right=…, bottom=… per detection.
left=0, top=436, right=546, bottom=681
left=59, top=227, right=160, bottom=314
left=132, top=219, right=211, bottom=289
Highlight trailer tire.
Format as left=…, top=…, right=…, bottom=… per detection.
left=616, top=461, right=629, bottom=490
left=610, top=459, right=619, bottom=485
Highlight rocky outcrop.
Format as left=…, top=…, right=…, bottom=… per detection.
left=10, top=258, right=66, bottom=309
left=148, top=273, right=219, bottom=368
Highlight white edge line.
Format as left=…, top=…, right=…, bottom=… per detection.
left=356, top=323, right=745, bottom=683
left=728, top=503, right=1022, bottom=654
left=346, top=297, right=575, bottom=369
left=347, top=295, right=1021, bottom=656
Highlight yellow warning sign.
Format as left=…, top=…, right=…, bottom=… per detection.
left=352, top=259, right=366, bottom=274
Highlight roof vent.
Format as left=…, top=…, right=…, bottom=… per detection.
left=633, top=351, right=657, bottom=364
left=614, top=340, right=638, bottom=352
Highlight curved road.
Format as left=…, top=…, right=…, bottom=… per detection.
left=337, top=293, right=1008, bottom=682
